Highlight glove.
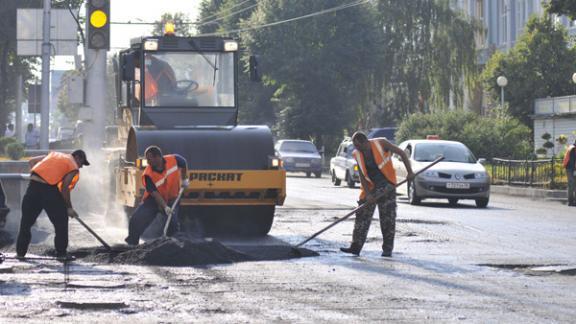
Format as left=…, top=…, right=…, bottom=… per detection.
left=164, top=206, right=173, bottom=217
left=181, top=178, right=190, bottom=189
left=67, top=208, right=78, bottom=218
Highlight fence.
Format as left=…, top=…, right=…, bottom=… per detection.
left=490, top=158, right=567, bottom=189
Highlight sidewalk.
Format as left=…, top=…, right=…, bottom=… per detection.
left=491, top=185, right=567, bottom=202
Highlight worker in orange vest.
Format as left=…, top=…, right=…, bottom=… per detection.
left=563, top=140, right=576, bottom=206
left=16, top=150, right=90, bottom=260
left=340, top=131, right=414, bottom=257
left=125, top=146, right=189, bottom=245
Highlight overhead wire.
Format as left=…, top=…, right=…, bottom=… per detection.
left=196, top=0, right=371, bottom=37
left=196, top=3, right=259, bottom=27
left=195, top=0, right=255, bottom=24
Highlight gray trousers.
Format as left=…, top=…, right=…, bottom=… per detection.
left=351, top=184, right=397, bottom=253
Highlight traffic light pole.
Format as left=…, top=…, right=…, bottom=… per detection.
left=84, top=48, right=107, bottom=150
left=40, top=0, right=51, bottom=150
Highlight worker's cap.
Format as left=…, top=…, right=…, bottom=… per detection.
left=72, top=149, right=90, bottom=166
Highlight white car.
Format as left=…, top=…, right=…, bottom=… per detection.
left=330, top=138, right=360, bottom=187
left=394, top=139, right=490, bottom=208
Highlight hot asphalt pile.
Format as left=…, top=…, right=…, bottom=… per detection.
left=72, top=237, right=318, bottom=266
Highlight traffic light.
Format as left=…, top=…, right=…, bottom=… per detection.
left=87, top=0, right=110, bottom=50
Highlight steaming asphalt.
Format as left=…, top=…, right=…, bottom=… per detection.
left=0, top=174, right=575, bottom=322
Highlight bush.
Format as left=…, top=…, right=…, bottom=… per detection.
left=396, top=110, right=532, bottom=160
left=0, top=137, right=17, bottom=155
left=6, top=142, right=25, bottom=160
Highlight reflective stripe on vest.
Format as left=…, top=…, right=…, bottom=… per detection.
left=142, top=155, right=181, bottom=202
left=353, top=139, right=397, bottom=199
left=31, top=152, right=80, bottom=191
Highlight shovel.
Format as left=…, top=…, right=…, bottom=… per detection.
left=74, top=216, right=112, bottom=251
left=163, top=187, right=185, bottom=237
left=293, top=156, right=445, bottom=250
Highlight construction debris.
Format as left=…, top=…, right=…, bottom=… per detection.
left=72, top=236, right=318, bottom=266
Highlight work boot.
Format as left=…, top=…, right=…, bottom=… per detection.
left=124, top=237, right=138, bottom=246
left=56, top=252, right=75, bottom=262
left=381, top=250, right=392, bottom=257
left=16, top=253, right=26, bottom=260
left=340, top=244, right=361, bottom=256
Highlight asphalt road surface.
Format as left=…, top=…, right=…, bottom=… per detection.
left=0, top=174, right=575, bottom=322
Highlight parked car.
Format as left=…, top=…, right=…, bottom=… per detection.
left=275, top=140, right=322, bottom=178
left=393, top=139, right=490, bottom=208
left=367, top=127, right=397, bottom=143
left=330, top=137, right=359, bottom=187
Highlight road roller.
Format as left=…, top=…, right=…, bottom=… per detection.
left=111, top=34, right=285, bottom=235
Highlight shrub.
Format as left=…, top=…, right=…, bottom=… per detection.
left=0, top=137, right=17, bottom=155
left=396, top=110, right=532, bottom=160
left=6, top=142, right=25, bottom=160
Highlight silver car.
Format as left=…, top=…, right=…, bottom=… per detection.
left=394, top=140, right=490, bottom=208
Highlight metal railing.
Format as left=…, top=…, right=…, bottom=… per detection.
left=490, top=158, right=567, bottom=189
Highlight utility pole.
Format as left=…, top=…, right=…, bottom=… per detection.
left=84, top=48, right=107, bottom=149
left=40, top=0, right=51, bottom=150
left=15, top=75, right=23, bottom=142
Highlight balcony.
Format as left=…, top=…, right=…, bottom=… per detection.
left=534, top=95, right=576, bottom=116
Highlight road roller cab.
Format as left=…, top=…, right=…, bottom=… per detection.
left=113, top=35, right=286, bottom=235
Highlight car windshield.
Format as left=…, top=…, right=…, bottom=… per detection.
left=142, top=51, right=235, bottom=108
left=413, top=142, right=477, bottom=163
left=280, top=141, right=318, bottom=153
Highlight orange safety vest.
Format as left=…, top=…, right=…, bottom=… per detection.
left=141, top=155, right=181, bottom=202
left=144, top=70, right=159, bottom=100
left=353, top=139, right=397, bottom=200
left=563, top=145, right=575, bottom=168
left=31, top=152, right=79, bottom=191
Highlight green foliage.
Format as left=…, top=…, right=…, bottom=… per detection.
left=5, top=142, right=24, bottom=160
left=557, top=134, right=568, bottom=145
left=0, top=137, right=17, bottom=155
left=481, top=16, right=576, bottom=127
left=547, top=0, right=576, bottom=20
left=396, top=110, right=531, bottom=159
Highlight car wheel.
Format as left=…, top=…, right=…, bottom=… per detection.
left=306, top=172, right=311, bottom=178
left=475, top=197, right=489, bottom=208
left=346, top=171, right=355, bottom=188
left=331, top=170, right=341, bottom=186
left=448, top=198, right=458, bottom=206
left=314, top=172, right=321, bottom=178
left=408, top=181, right=421, bottom=205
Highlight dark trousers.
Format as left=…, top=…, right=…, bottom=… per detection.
left=351, top=184, right=397, bottom=254
left=16, top=181, right=68, bottom=256
left=125, top=197, right=180, bottom=244
left=567, top=169, right=576, bottom=205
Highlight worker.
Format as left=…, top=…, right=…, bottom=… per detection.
left=563, top=139, right=576, bottom=206
left=340, top=131, right=414, bottom=257
left=125, top=146, right=189, bottom=245
left=16, top=150, right=90, bottom=260
left=133, top=54, right=177, bottom=106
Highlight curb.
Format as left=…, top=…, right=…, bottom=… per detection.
left=491, top=185, right=567, bottom=201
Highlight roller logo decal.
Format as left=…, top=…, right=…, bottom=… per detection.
left=190, top=172, right=243, bottom=182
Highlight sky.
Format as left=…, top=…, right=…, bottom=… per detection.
left=53, top=0, right=200, bottom=70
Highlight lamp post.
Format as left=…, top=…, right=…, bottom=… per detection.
left=572, top=72, right=576, bottom=95
left=497, top=76, right=508, bottom=108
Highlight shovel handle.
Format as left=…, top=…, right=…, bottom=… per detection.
left=163, top=187, right=185, bottom=237
left=294, top=156, right=445, bottom=248
left=75, top=216, right=111, bottom=251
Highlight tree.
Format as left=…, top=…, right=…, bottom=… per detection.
left=547, top=0, right=576, bottom=19
left=372, top=0, right=479, bottom=122
left=481, top=16, right=576, bottom=127
left=242, top=0, right=381, bottom=149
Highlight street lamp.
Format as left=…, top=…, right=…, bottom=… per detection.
left=497, top=75, right=508, bottom=108
left=572, top=72, right=576, bottom=95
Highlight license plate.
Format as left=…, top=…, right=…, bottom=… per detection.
left=446, top=182, right=470, bottom=189
left=295, top=163, right=310, bottom=168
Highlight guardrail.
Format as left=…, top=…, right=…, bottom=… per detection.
left=490, top=158, right=567, bottom=189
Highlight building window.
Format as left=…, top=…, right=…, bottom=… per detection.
left=500, top=0, right=508, bottom=45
